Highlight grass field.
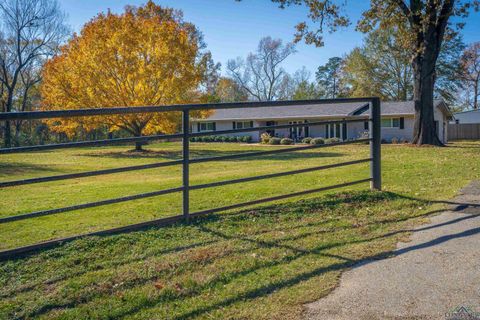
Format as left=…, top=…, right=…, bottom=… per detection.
left=1, top=141, right=479, bottom=319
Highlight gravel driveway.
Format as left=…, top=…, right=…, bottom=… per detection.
left=305, top=181, right=480, bottom=320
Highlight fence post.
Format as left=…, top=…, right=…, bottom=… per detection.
left=370, top=98, right=381, bottom=191
left=182, top=109, right=190, bottom=220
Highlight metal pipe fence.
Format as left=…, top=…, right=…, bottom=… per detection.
left=0, top=97, right=381, bottom=259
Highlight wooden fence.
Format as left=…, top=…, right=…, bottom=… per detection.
left=448, top=123, right=480, bottom=140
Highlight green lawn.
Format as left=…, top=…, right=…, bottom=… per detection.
left=1, top=141, right=479, bottom=319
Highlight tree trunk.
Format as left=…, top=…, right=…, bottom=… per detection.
left=3, top=121, right=11, bottom=148
left=133, top=131, right=145, bottom=151
left=474, top=81, right=479, bottom=110
left=412, top=56, right=443, bottom=146
left=3, top=86, right=16, bottom=148
left=135, top=140, right=143, bottom=151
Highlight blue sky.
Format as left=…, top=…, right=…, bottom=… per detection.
left=58, top=0, right=480, bottom=78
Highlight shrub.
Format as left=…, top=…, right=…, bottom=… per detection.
left=400, top=138, right=409, bottom=144
left=268, top=137, right=281, bottom=145
left=214, top=136, right=222, bottom=142
left=280, top=138, right=294, bottom=145
left=325, top=137, right=341, bottom=144
left=310, top=138, right=325, bottom=145
left=302, top=137, right=312, bottom=144
left=219, top=136, right=227, bottom=142
left=204, top=136, right=214, bottom=142
left=260, top=133, right=271, bottom=144
left=190, top=137, right=197, bottom=142
left=234, top=136, right=242, bottom=142
left=391, top=137, right=399, bottom=144
left=241, top=136, right=252, bottom=143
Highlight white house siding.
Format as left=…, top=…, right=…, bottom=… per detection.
left=380, top=116, right=414, bottom=142
left=347, top=121, right=368, bottom=140
left=434, top=106, right=448, bottom=143
left=192, top=120, right=260, bottom=141
left=453, top=110, right=480, bottom=124
left=192, top=112, right=448, bottom=143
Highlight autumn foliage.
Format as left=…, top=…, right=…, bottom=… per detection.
left=41, top=1, right=211, bottom=147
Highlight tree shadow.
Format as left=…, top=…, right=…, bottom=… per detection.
left=446, top=142, right=480, bottom=149
left=80, top=148, right=345, bottom=161
left=173, top=222, right=480, bottom=320
left=0, top=162, right=61, bottom=176
left=7, top=189, right=478, bottom=319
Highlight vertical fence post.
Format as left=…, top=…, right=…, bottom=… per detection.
left=182, top=109, right=190, bottom=220
left=370, top=98, right=381, bottom=191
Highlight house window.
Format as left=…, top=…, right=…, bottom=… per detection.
left=326, top=123, right=343, bottom=139
left=234, top=121, right=253, bottom=129
left=198, top=122, right=216, bottom=132
left=381, top=118, right=400, bottom=128
left=289, top=120, right=308, bottom=139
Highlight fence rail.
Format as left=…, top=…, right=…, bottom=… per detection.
left=0, top=97, right=381, bottom=259
left=448, top=123, right=480, bottom=140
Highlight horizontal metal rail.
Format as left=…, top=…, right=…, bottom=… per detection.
left=0, top=160, right=184, bottom=188
left=190, top=159, right=372, bottom=191
left=189, top=139, right=371, bottom=164
left=0, top=97, right=375, bottom=121
left=189, top=118, right=368, bottom=137
left=0, top=118, right=368, bottom=154
left=0, top=97, right=381, bottom=260
left=0, top=158, right=370, bottom=223
left=0, top=133, right=184, bottom=154
left=0, top=187, right=184, bottom=223
left=0, top=178, right=371, bottom=260
left=0, top=138, right=371, bottom=188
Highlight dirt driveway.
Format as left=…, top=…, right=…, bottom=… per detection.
left=305, top=181, right=480, bottom=320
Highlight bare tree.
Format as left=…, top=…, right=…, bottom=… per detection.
left=227, top=37, right=296, bottom=101
left=458, top=42, right=480, bottom=110
left=0, top=0, right=69, bottom=147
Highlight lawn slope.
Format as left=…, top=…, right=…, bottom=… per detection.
left=0, top=141, right=479, bottom=319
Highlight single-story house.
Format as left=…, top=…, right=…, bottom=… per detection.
left=452, top=109, right=480, bottom=124
left=191, top=100, right=452, bottom=144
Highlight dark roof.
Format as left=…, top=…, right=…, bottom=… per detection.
left=195, top=100, right=447, bottom=121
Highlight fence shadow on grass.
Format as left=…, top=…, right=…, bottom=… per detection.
left=5, top=189, right=472, bottom=319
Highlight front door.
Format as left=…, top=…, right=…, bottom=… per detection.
left=266, top=121, right=276, bottom=136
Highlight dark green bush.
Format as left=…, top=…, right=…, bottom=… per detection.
left=310, top=138, right=325, bottom=145
left=241, top=136, right=252, bottom=143
left=268, top=137, right=281, bottom=145
left=280, top=138, right=294, bottom=145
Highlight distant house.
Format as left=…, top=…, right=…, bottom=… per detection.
left=453, top=109, right=480, bottom=124
left=191, top=100, right=452, bottom=144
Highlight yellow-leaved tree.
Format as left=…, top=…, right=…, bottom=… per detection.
left=41, top=1, right=212, bottom=150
